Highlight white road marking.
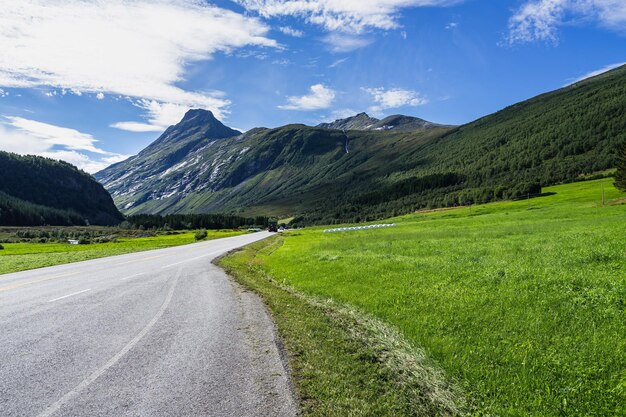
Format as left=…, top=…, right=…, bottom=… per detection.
left=37, top=270, right=181, bottom=417
left=161, top=252, right=219, bottom=269
left=47, top=289, right=91, bottom=303
left=120, top=273, right=145, bottom=281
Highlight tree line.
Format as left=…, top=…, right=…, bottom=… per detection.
left=125, top=213, right=268, bottom=230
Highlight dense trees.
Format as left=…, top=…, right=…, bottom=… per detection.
left=126, top=213, right=268, bottom=230
left=0, top=152, right=123, bottom=226
left=0, top=192, right=87, bottom=226
left=615, top=143, right=626, bottom=192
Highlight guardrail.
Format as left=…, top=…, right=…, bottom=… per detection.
left=324, top=224, right=396, bottom=233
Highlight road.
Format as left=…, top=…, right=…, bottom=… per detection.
left=0, top=232, right=297, bottom=417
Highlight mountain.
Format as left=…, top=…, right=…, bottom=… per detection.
left=0, top=152, right=124, bottom=226
left=317, top=112, right=445, bottom=131
left=317, top=112, right=379, bottom=130
left=97, top=64, right=626, bottom=224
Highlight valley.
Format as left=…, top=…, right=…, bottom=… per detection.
left=1, top=3, right=624, bottom=416
left=96, top=65, right=626, bottom=226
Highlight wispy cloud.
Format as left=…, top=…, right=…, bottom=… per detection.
left=507, top=0, right=626, bottom=44
left=236, top=0, right=464, bottom=33
left=363, top=87, right=427, bottom=114
left=566, top=62, right=626, bottom=85
left=0, top=116, right=128, bottom=173
left=323, top=33, right=372, bottom=53
left=112, top=99, right=228, bottom=132
left=0, top=0, right=278, bottom=132
left=109, top=122, right=164, bottom=133
left=278, top=84, right=336, bottom=110
left=328, top=57, right=349, bottom=68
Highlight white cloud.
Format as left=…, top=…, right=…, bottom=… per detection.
left=279, top=26, right=304, bottom=37
left=508, top=0, right=626, bottom=44
left=0, top=0, right=278, bottom=130
left=109, top=122, right=164, bottom=133
left=363, top=87, right=427, bottom=113
left=566, top=62, right=626, bottom=85
left=96, top=92, right=105, bottom=100
left=237, top=0, right=463, bottom=33
left=278, top=84, right=336, bottom=110
left=323, top=33, right=373, bottom=52
left=445, top=22, right=458, bottom=29
left=0, top=88, right=7, bottom=97
left=0, top=116, right=128, bottom=173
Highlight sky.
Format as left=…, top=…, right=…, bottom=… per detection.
left=0, top=0, right=624, bottom=173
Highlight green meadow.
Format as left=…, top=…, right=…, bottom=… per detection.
left=0, top=230, right=244, bottom=275
left=225, top=179, right=626, bottom=416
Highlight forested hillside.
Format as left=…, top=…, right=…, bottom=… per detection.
left=0, top=152, right=123, bottom=226
left=97, top=65, right=626, bottom=225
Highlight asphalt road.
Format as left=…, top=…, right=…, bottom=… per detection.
left=0, top=232, right=297, bottom=417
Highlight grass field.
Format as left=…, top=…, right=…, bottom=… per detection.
left=0, top=230, right=245, bottom=275
left=222, top=179, right=626, bottom=416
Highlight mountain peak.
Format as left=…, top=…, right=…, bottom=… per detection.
left=160, top=108, right=240, bottom=140
left=317, top=112, right=446, bottom=132
left=182, top=108, right=214, bottom=120
left=131, top=109, right=241, bottom=157
left=317, top=113, right=379, bottom=131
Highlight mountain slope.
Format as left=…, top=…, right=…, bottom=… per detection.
left=97, top=119, right=448, bottom=215
left=97, top=64, right=626, bottom=224
left=0, top=152, right=123, bottom=226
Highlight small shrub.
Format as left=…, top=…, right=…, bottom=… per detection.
left=0, top=243, right=4, bottom=250
left=78, top=237, right=90, bottom=245
left=195, top=229, right=208, bottom=241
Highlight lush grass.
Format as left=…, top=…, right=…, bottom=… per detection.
left=0, top=230, right=244, bottom=275
left=219, top=239, right=464, bottom=416
left=225, top=179, right=626, bottom=416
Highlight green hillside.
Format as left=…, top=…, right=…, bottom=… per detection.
left=0, top=152, right=123, bottom=226
left=97, top=65, right=626, bottom=224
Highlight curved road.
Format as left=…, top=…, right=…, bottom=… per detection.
left=0, top=232, right=297, bottom=417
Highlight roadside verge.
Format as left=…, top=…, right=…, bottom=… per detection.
left=217, top=235, right=465, bottom=416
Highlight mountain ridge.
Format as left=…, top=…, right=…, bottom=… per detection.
left=317, top=112, right=447, bottom=131
left=96, top=64, right=626, bottom=224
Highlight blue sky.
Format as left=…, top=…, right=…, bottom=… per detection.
left=0, top=0, right=624, bottom=172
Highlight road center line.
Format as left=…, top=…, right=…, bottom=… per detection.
left=0, top=272, right=81, bottom=293
left=37, top=269, right=181, bottom=417
left=48, top=289, right=91, bottom=303
left=120, top=273, right=145, bottom=281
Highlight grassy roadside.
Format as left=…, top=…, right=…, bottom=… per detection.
left=218, top=237, right=465, bottom=416
left=0, top=230, right=244, bottom=275
left=220, top=178, right=626, bottom=416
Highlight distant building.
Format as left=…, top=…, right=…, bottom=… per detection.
left=68, top=239, right=79, bottom=245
